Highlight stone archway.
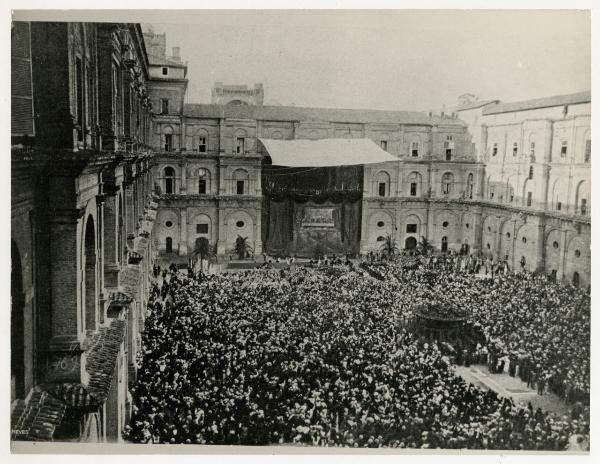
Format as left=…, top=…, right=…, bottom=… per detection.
left=405, top=236, right=417, bottom=250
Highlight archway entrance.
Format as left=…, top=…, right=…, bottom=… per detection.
left=441, top=236, right=448, bottom=253
left=405, top=236, right=417, bottom=250
left=11, top=240, right=25, bottom=400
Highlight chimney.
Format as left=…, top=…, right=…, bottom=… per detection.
left=171, top=46, right=181, bottom=62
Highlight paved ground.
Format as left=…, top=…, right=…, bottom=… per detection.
left=454, top=364, right=571, bottom=416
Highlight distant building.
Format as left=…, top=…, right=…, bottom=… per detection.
left=211, top=82, right=264, bottom=106
left=457, top=91, right=591, bottom=286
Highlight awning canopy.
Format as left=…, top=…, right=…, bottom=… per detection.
left=259, top=138, right=398, bottom=167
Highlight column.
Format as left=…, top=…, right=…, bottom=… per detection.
left=359, top=200, right=369, bottom=254
left=125, top=183, right=135, bottom=239
left=535, top=219, right=546, bottom=272
left=179, top=162, right=187, bottom=194
left=472, top=209, right=483, bottom=255
left=217, top=206, right=227, bottom=256
left=559, top=228, right=569, bottom=282
left=179, top=208, right=188, bottom=255
left=254, top=206, right=263, bottom=255
left=46, top=207, right=89, bottom=385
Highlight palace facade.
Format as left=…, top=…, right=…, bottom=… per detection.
left=11, top=21, right=157, bottom=442
left=145, top=30, right=590, bottom=287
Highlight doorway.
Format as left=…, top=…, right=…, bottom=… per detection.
left=405, top=236, right=417, bottom=250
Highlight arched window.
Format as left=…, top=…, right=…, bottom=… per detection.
left=232, top=169, right=249, bottom=195
left=572, top=272, right=580, bottom=287
left=84, top=215, right=97, bottom=333
left=198, top=168, right=210, bottom=194
left=198, top=134, right=207, bottom=153
left=375, top=171, right=390, bottom=197
left=584, top=139, right=591, bottom=163
left=164, top=166, right=176, bottom=194
left=234, top=130, right=247, bottom=155
left=467, top=173, right=474, bottom=199
left=118, top=195, right=124, bottom=262
left=408, top=172, right=421, bottom=197
left=441, top=236, right=448, bottom=253
left=163, top=125, right=174, bottom=152
left=411, top=138, right=420, bottom=157
left=441, top=173, right=453, bottom=195
left=166, top=237, right=173, bottom=253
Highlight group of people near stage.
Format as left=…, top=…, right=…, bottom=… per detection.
left=125, top=256, right=589, bottom=449
left=362, top=256, right=590, bottom=404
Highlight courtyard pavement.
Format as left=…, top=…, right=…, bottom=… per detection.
left=454, top=364, right=571, bottom=416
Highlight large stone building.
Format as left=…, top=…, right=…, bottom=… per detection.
left=11, top=21, right=157, bottom=442
left=455, top=91, right=591, bottom=286
left=211, top=82, right=264, bottom=106
left=148, top=35, right=590, bottom=288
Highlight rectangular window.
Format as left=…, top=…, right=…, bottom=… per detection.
left=199, top=137, right=207, bottom=153
left=557, top=201, right=562, bottom=211
left=561, top=141, right=568, bottom=157
left=584, top=139, right=591, bottom=163
left=446, top=135, right=453, bottom=141
left=445, top=149, right=452, bottom=161
left=236, top=180, right=245, bottom=195
left=551, top=269, right=557, bottom=282
left=236, top=137, right=245, bottom=154
left=161, top=98, right=169, bottom=114
left=378, top=182, right=386, bottom=197
left=410, top=183, right=417, bottom=196
left=411, top=142, right=419, bottom=157
left=75, top=57, right=84, bottom=141
left=581, top=199, right=587, bottom=215
left=198, top=179, right=207, bottom=194
left=164, top=134, right=172, bottom=152
left=162, top=67, right=168, bottom=76
left=380, top=140, right=387, bottom=151
left=527, top=192, right=532, bottom=207
left=197, top=224, right=209, bottom=234
left=406, top=224, right=417, bottom=233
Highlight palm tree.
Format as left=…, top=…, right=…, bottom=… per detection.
left=417, top=236, right=434, bottom=256
left=235, top=235, right=253, bottom=260
left=380, top=234, right=399, bottom=257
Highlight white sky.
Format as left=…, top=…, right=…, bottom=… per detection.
left=145, top=10, right=590, bottom=111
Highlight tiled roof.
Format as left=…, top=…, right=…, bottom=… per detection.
left=183, top=103, right=466, bottom=126
left=85, top=320, right=127, bottom=403
left=43, top=320, right=127, bottom=410
left=483, top=91, right=591, bottom=115
left=108, top=290, right=134, bottom=304
left=456, top=99, right=500, bottom=111
left=11, top=389, right=67, bottom=441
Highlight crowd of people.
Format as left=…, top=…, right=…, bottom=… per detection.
left=361, top=255, right=590, bottom=404
left=125, top=255, right=589, bottom=449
